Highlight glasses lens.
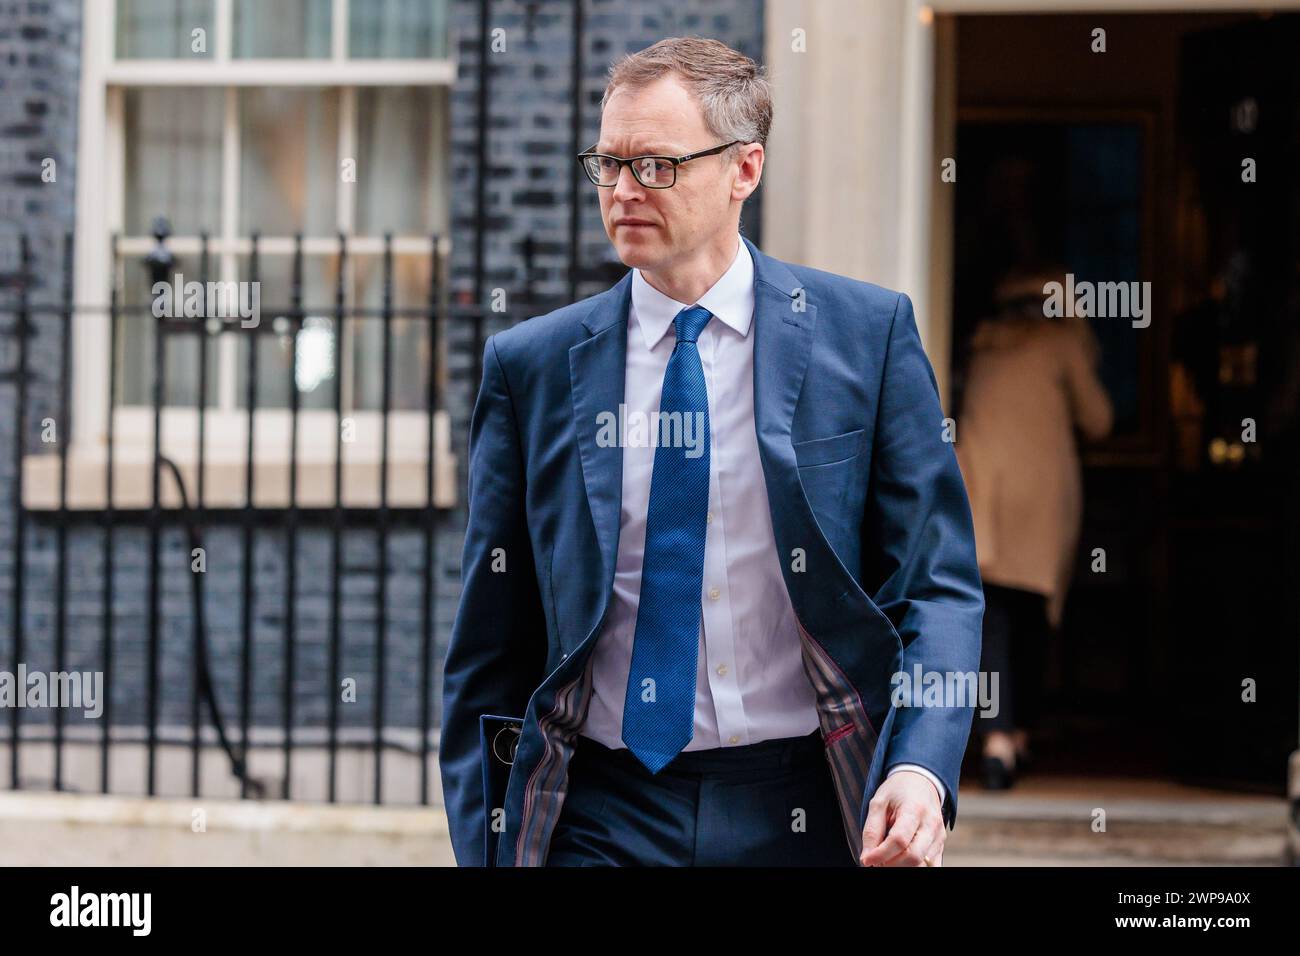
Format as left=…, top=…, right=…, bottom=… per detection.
left=582, top=154, right=612, bottom=186
left=580, top=154, right=676, bottom=187
left=633, top=157, right=673, bottom=188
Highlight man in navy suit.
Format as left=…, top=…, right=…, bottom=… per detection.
left=439, top=36, right=983, bottom=867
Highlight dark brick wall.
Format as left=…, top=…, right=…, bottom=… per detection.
left=0, top=0, right=80, bottom=294
left=0, top=0, right=765, bottom=749
left=0, top=0, right=92, bottom=727
left=0, top=0, right=81, bottom=476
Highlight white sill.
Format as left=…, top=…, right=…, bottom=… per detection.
left=23, top=409, right=457, bottom=511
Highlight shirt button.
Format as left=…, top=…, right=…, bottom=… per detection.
left=706, top=511, right=713, bottom=524
left=716, top=663, right=728, bottom=676
left=708, top=587, right=720, bottom=600
left=728, top=735, right=739, bottom=745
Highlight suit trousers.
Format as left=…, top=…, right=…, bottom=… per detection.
left=544, top=728, right=857, bottom=866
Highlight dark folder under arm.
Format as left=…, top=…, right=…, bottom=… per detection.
left=478, top=713, right=524, bottom=867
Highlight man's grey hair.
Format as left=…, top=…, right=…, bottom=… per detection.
left=600, top=36, right=772, bottom=159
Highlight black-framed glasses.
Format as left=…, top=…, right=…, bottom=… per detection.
left=577, top=140, right=746, bottom=189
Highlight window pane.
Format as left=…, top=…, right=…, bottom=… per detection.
left=117, top=260, right=222, bottom=407
left=234, top=255, right=338, bottom=411
left=349, top=0, right=448, bottom=59
left=232, top=0, right=331, bottom=58
left=350, top=254, right=434, bottom=412
left=116, top=0, right=215, bottom=59
left=239, top=89, right=339, bottom=236
left=124, top=88, right=223, bottom=236
left=354, top=87, right=448, bottom=235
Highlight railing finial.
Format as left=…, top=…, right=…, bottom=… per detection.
left=145, top=215, right=175, bottom=288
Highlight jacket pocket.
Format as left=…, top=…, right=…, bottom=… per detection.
left=792, top=427, right=865, bottom=468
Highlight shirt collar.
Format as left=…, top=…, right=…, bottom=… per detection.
left=630, top=233, right=754, bottom=351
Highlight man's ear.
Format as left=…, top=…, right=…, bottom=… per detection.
left=733, top=151, right=763, bottom=202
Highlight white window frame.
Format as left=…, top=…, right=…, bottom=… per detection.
left=40, top=0, right=459, bottom=510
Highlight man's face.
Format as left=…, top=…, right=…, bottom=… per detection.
left=595, top=74, right=747, bottom=271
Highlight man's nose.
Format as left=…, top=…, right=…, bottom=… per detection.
left=611, top=162, right=645, bottom=203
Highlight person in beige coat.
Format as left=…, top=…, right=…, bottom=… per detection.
left=955, top=270, right=1114, bottom=788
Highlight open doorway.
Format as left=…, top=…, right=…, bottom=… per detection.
left=948, top=11, right=1300, bottom=793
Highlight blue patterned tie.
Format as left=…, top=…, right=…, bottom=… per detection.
left=622, top=305, right=713, bottom=773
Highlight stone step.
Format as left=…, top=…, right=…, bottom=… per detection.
left=944, top=776, right=1288, bottom=866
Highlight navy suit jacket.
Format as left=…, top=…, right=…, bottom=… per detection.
left=439, top=235, right=984, bottom=867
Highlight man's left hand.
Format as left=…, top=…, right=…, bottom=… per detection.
left=858, top=770, right=945, bottom=867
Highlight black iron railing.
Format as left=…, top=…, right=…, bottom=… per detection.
left=0, top=0, right=607, bottom=809
left=0, top=226, right=556, bottom=806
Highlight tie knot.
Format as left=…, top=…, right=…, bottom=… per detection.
left=673, top=305, right=712, bottom=344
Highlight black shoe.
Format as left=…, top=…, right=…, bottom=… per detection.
left=981, top=755, right=1015, bottom=790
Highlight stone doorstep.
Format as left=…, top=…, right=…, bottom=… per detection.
left=0, top=790, right=449, bottom=837
left=957, top=793, right=1286, bottom=829
left=948, top=787, right=1288, bottom=864
left=948, top=817, right=1286, bottom=856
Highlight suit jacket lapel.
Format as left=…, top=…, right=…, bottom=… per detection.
left=746, top=237, right=827, bottom=610
left=748, top=235, right=816, bottom=469
left=569, top=272, right=632, bottom=606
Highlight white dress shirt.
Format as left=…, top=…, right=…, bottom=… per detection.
left=578, top=233, right=944, bottom=806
